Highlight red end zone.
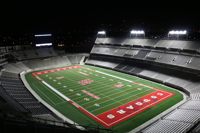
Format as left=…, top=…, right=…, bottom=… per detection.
left=32, top=65, right=81, bottom=76
left=72, top=90, right=173, bottom=128
left=96, top=90, right=173, bottom=128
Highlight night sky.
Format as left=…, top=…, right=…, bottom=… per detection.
left=0, top=1, right=200, bottom=35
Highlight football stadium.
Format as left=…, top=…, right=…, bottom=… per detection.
left=1, top=32, right=200, bottom=133
left=1, top=3, right=200, bottom=133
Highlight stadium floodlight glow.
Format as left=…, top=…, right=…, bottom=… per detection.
left=97, top=31, right=106, bottom=38
left=168, top=30, right=187, bottom=35
left=36, top=43, right=52, bottom=47
left=130, top=30, right=145, bottom=38
left=97, top=31, right=106, bottom=35
left=130, top=30, right=145, bottom=35
left=34, top=34, right=52, bottom=37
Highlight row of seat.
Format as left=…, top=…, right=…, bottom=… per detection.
left=0, top=54, right=87, bottom=117
left=0, top=74, right=51, bottom=115
left=95, top=38, right=200, bottom=51
left=12, top=47, right=58, bottom=60
left=91, top=45, right=200, bottom=72
left=141, top=119, right=192, bottom=133
left=141, top=99, right=200, bottom=133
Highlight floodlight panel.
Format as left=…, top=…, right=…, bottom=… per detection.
left=130, top=30, right=145, bottom=35
left=36, top=43, right=52, bottom=47
left=34, top=34, right=52, bottom=37
left=97, top=31, right=106, bottom=35
left=168, top=30, right=187, bottom=35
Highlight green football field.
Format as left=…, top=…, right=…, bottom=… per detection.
left=25, top=65, right=183, bottom=133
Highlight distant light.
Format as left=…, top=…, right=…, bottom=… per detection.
left=130, top=30, right=145, bottom=35
left=97, top=31, right=106, bottom=35
left=168, top=30, right=187, bottom=35
left=35, top=34, right=52, bottom=37
left=36, top=43, right=52, bottom=47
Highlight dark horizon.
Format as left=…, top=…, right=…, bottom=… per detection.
left=0, top=1, right=200, bottom=35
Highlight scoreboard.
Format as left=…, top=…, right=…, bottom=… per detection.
left=34, top=34, right=52, bottom=47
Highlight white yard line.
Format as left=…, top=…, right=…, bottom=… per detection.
left=81, top=88, right=141, bottom=107
left=65, top=67, right=154, bottom=110
left=74, top=83, right=140, bottom=103
left=59, top=70, right=126, bottom=99
left=47, top=72, right=115, bottom=101
left=41, top=80, right=110, bottom=127
left=66, top=70, right=141, bottom=104
left=32, top=83, right=57, bottom=105
left=40, top=82, right=65, bottom=101
left=90, top=89, right=153, bottom=113
left=95, top=70, right=156, bottom=90
left=95, top=70, right=133, bottom=83
left=20, top=71, right=84, bottom=130
left=42, top=81, right=71, bottom=101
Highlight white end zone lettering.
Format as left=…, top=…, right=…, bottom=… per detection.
left=107, top=114, right=115, bottom=119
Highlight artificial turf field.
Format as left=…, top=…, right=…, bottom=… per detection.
left=25, top=65, right=183, bottom=132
